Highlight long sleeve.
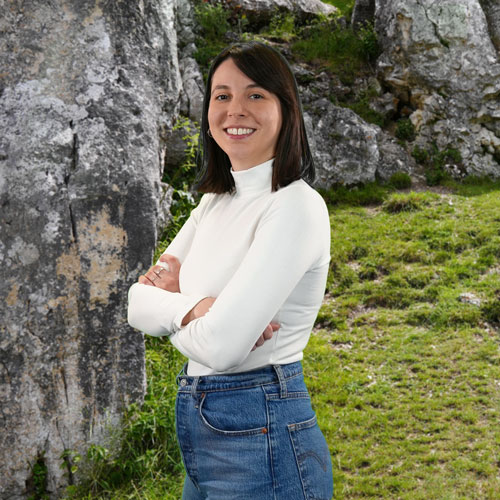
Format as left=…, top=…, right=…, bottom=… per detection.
left=169, top=184, right=330, bottom=372
left=127, top=194, right=212, bottom=336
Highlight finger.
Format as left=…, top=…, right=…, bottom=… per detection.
left=269, top=322, right=280, bottom=331
left=159, top=254, right=180, bottom=273
left=262, top=326, right=274, bottom=341
left=255, top=335, right=265, bottom=348
left=139, top=274, right=156, bottom=286
left=152, top=265, right=166, bottom=277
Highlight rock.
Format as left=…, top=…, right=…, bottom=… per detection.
left=179, top=56, right=205, bottom=121
left=223, top=0, right=337, bottom=25
left=0, top=0, right=195, bottom=498
left=369, top=92, right=399, bottom=120
left=375, top=0, right=500, bottom=178
left=304, top=99, right=414, bottom=187
left=352, top=0, right=376, bottom=29
left=480, top=0, right=500, bottom=54
left=459, top=293, right=482, bottom=307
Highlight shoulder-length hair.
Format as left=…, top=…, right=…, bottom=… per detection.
left=195, top=41, right=315, bottom=193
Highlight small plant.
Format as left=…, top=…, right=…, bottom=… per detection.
left=395, top=118, right=416, bottom=142
left=159, top=117, right=201, bottom=247
left=383, top=192, right=426, bottom=213
left=27, top=455, right=49, bottom=500
left=388, top=172, right=412, bottom=189
left=319, top=182, right=388, bottom=207
left=193, top=1, right=231, bottom=73
left=411, top=145, right=429, bottom=164
left=412, top=143, right=464, bottom=186
left=265, top=10, right=296, bottom=41
left=481, top=291, right=500, bottom=325
left=357, top=22, right=380, bottom=61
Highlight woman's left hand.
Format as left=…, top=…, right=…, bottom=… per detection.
left=138, top=254, right=181, bottom=293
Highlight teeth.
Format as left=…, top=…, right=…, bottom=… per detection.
left=227, top=128, right=254, bottom=135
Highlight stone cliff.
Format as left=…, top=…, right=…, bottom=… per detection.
left=0, top=0, right=197, bottom=497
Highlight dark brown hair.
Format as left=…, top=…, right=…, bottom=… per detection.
left=195, top=41, right=315, bottom=193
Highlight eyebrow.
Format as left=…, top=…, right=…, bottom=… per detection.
left=211, top=83, right=264, bottom=95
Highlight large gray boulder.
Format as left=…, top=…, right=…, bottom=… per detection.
left=221, top=0, right=337, bottom=24
left=375, top=0, right=500, bottom=177
left=304, top=99, right=413, bottom=187
left=0, top=0, right=196, bottom=498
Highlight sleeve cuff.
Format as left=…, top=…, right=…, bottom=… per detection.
left=127, top=283, right=205, bottom=336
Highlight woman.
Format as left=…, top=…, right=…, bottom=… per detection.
left=128, top=41, right=333, bottom=500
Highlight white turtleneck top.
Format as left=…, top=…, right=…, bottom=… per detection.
left=127, top=159, right=331, bottom=376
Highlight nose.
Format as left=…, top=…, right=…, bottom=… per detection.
left=227, top=95, right=246, bottom=117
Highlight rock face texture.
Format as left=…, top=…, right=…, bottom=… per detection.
left=0, top=0, right=199, bottom=498
left=296, top=67, right=414, bottom=186
left=375, top=0, right=500, bottom=177
left=225, top=0, right=337, bottom=23
left=304, top=100, right=413, bottom=187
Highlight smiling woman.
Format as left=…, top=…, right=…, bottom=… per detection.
left=128, top=41, right=333, bottom=499
left=208, top=58, right=282, bottom=171
left=197, top=41, right=315, bottom=193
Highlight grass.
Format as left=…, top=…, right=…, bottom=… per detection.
left=67, top=179, right=500, bottom=499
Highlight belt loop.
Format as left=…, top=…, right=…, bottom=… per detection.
left=273, top=364, right=287, bottom=399
left=191, top=376, right=200, bottom=398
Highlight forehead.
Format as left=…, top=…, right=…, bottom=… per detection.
left=211, top=58, right=258, bottom=89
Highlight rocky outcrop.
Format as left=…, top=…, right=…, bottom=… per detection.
left=375, top=0, right=500, bottom=177
left=0, top=0, right=200, bottom=498
left=296, top=67, right=414, bottom=186
left=304, top=99, right=413, bottom=187
left=224, top=0, right=337, bottom=24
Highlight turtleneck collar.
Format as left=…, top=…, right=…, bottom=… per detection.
left=230, top=159, right=274, bottom=196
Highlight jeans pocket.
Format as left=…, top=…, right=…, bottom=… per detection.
left=288, top=416, right=333, bottom=500
left=198, top=389, right=268, bottom=436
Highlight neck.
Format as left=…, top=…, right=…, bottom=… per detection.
left=230, top=155, right=275, bottom=172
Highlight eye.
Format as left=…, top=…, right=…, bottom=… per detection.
left=215, top=94, right=229, bottom=101
left=250, top=93, right=263, bottom=100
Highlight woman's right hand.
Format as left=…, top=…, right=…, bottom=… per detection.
left=182, top=298, right=279, bottom=351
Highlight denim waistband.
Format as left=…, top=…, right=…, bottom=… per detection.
left=176, top=361, right=303, bottom=394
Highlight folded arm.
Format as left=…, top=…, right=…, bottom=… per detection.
left=167, top=190, right=329, bottom=371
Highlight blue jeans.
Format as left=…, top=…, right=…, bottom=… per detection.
left=175, top=361, right=333, bottom=499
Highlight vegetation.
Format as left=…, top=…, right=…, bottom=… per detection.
left=292, top=18, right=380, bottom=85
left=158, top=117, right=201, bottom=249
left=64, top=1, right=500, bottom=497
left=395, top=118, right=416, bottom=142
left=412, top=143, right=464, bottom=187
left=66, top=176, right=500, bottom=499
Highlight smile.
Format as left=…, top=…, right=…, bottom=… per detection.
left=225, top=128, right=256, bottom=136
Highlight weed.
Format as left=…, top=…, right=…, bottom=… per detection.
left=383, top=192, right=426, bottom=213
left=27, top=455, right=49, bottom=500
left=293, top=17, right=379, bottom=84
left=159, top=117, right=201, bottom=248
left=319, top=182, right=388, bottom=206
left=412, top=143, right=464, bottom=186
left=193, top=1, right=231, bottom=74
left=388, top=172, right=412, bottom=190
left=395, top=118, right=416, bottom=142
left=264, top=10, right=296, bottom=41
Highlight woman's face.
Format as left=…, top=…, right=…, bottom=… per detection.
left=208, top=58, right=282, bottom=171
